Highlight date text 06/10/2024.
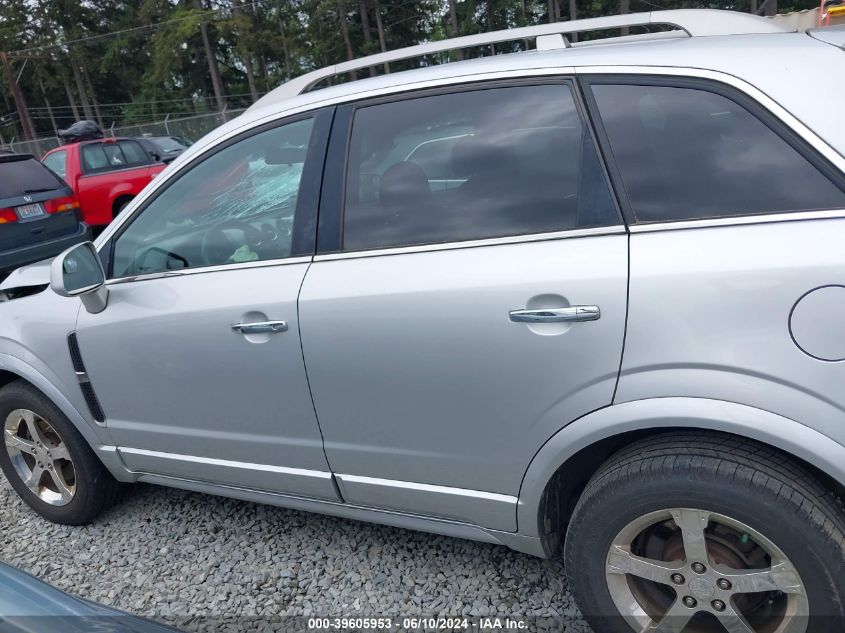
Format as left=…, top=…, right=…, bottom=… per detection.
left=307, top=617, right=530, bottom=630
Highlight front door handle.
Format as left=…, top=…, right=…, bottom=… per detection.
left=509, top=306, right=601, bottom=323
left=231, top=320, right=288, bottom=334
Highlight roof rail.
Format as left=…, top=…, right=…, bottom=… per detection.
left=249, top=9, right=792, bottom=111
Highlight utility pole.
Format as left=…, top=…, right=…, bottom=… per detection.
left=619, top=0, right=630, bottom=36
left=69, top=52, right=94, bottom=120
left=372, top=0, right=389, bottom=74
left=37, top=77, right=58, bottom=135
left=194, top=0, right=226, bottom=113
left=448, top=0, right=464, bottom=60
left=233, top=0, right=259, bottom=101
left=360, top=1, right=377, bottom=75
left=0, top=52, right=35, bottom=141
left=337, top=3, right=357, bottom=81
left=62, top=75, right=80, bottom=121
left=81, top=63, right=104, bottom=129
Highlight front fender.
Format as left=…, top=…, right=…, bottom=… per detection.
left=0, top=352, right=130, bottom=480
left=517, top=397, right=845, bottom=538
left=0, top=352, right=104, bottom=448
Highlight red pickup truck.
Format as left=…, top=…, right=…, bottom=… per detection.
left=41, top=138, right=166, bottom=229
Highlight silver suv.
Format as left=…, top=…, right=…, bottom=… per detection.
left=2, top=10, right=845, bottom=632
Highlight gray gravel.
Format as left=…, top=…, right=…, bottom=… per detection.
left=0, top=476, right=591, bottom=631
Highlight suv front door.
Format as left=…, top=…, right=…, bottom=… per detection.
left=299, top=81, right=628, bottom=531
left=74, top=111, right=339, bottom=500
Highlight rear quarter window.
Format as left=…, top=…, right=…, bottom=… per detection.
left=589, top=81, right=845, bottom=223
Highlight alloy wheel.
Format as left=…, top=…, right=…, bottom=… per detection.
left=3, top=408, right=76, bottom=506
left=606, top=508, right=808, bottom=633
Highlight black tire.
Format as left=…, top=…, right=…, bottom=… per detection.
left=564, top=432, right=845, bottom=633
left=113, top=196, right=133, bottom=219
left=0, top=380, right=120, bottom=524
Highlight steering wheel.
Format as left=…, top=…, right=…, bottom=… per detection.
left=200, top=219, right=264, bottom=267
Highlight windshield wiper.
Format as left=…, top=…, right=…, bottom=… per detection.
left=21, top=188, right=56, bottom=194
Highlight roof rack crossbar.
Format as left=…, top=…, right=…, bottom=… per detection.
left=250, top=10, right=792, bottom=110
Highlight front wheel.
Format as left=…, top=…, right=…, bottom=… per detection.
left=564, top=432, right=845, bottom=633
left=0, top=380, right=120, bottom=524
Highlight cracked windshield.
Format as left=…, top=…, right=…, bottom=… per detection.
left=112, top=117, right=314, bottom=277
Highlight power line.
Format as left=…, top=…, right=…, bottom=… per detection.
left=24, top=92, right=267, bottom=112
left=8, top=0, right=276, bottom=56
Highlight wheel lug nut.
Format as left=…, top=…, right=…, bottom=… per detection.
left=683, top=596, right=697, bottom=608
left=717, top=579, right=731, bottom=591
left=671, top=573, right=685, bottom=585
left=691, top=562, right=707, bottom=574
left=712, top=599, right=726, bottom=612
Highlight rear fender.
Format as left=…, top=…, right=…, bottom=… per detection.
left=517, top=397, right=845, bottom=538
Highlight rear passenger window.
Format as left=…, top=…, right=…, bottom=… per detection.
left=342, top=84, right=618, bottom=251
left=82, top=144, right=110, bottom=172
left=102, top=144, right=127, bottom=167
left=118, top=141, right=148, bottom=165
left=590, top=83, right=845, bottom=223
left=82, top=141, right=147, bottom=173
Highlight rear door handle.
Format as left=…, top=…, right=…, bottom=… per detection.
left=232, top=320, right=288, bottom=334
left=509, top=306, right=601, bottom=323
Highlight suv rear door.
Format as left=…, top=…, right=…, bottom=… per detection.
left=0, top=154, right=80, bottom=260
left=298, top=80, right=628, bottom=531
left=582, top=74, right=845, bottom=438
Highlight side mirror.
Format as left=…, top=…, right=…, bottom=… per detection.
left=50, top=242, right=108, bottom=314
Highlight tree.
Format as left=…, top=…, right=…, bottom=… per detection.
left=372, top=0, right=389, bottom=73
left=1, top=52, right=35, bottom=139
left=193, top=0, right=226, bottom=112
left=231, top=0, right=259, bottom=101
left=447, top=0, right=464, bottom=59
left=336, top=2, right=357, bottom=80
left=359, top=1, right=377, bottom=75
left=0, top=0, right=815, bottom=141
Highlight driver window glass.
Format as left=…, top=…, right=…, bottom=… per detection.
left=112, top=118, right=314, bottom=278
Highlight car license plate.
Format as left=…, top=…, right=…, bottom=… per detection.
left=15, top=203, right=46, bottom=221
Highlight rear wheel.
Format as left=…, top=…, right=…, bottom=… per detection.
left=115, top=197, right=132, bottom=214
left=564, top=432, right=845, bottom=633
left=0, top=380, right=120, bottom=524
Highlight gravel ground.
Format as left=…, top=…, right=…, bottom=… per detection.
left=0, top=476, right=591, bottom=632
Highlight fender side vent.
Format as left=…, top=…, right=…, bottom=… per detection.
left=67, top=332, right=105, bottom=423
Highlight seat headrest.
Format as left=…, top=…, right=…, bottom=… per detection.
left=379, top=161, right=431, bottom=206
left=451, top=135, right=516, bottom=180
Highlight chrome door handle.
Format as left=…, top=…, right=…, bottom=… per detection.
left=231, top=320, right=288, bottom=334
left=509, top=306, right=601, bottom=323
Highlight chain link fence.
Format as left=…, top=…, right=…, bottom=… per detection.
left=111, top=108, right=247, bottom=142
left=0, top=108, right=248, bottom=158
left=0, top=136, right=62, bottom=158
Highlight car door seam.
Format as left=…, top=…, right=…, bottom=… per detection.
left=295, top=259, right=346, bottom=502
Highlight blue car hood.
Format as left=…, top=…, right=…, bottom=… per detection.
left=0, top=562, right=180, bottom=632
